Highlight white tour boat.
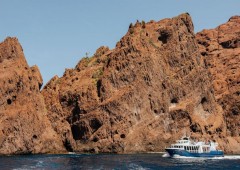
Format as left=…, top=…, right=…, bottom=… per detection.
left=165, top=136, right=224, bottom=157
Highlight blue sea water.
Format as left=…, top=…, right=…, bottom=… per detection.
left=0, top=153, right=240, bottom=170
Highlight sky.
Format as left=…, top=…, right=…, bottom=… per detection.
left=0, top=0, right=239, bottom=85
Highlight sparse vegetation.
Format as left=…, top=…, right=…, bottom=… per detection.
left=142, top=20, right=146, bottom=29
left=129, top=23, right=133, bottom=28
left=149, top=39, right=158, bottom=48
left=81, top=55, right=95, bottom=67
left=129, top=28, right=134, bottom=34
left=92, top=67, right=104, bottom=85
left=129, top=23, right=134, bottom=34
left=96, top=58, right=101, bottom=63
left=82, top=57, right=91, bottom=67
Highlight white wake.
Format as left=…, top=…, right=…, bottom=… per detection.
left=213, top=155, right=240, bottom=160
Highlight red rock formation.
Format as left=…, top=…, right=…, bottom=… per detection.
left=196, top=16, right=240, bottom=153
left=0, top=37, right=65, bottom=154
left=42, top=13, right=229, bottom=153
left=1, top=14, right=238, bottom=155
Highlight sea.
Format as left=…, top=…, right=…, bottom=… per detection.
left=0, top=153, right=240, bottom=170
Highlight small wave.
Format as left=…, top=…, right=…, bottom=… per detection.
left=162, top=153, right=170, bottom=157
left=213, top=155, right=240, bottom=160
left=13, top=166, right=40, bottom=170
left=13, top=160, right=45, bottom=170
left=128, top=163, right=150, bottom=170
left=172, top=155, right=191, bottom=159
left=147, top=151, right=165, bottom=154
left=68, top=152, right=76, bottom=154
left=36, top=160, right=44, bottom=167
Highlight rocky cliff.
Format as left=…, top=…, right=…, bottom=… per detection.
left=196, top=16, right=240, bottom=152
left=0, top=37, right=65, bottom=154
left=42, top=13, right=236, bottom=153
left=1, top=13, right=239, bottom=155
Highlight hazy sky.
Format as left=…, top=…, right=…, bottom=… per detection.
left=0, top=0, right=239, bottom=85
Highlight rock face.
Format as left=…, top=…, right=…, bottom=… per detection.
left=42, top=13, right=231, bottom=153
left=196, top=16, right=240, bottom=153
left=0, top=37, right=65, bottom=154
left=1, top=14, right=239, bottom=155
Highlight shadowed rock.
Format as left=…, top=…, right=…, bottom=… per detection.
left=0, top=37, right=65, bottom=154
left=42, top=13, right=228, bottom=153
left=197, top=15, right=240, bottom=153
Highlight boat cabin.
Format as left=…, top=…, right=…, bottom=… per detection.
left=168, top=136, right=215, bottom=153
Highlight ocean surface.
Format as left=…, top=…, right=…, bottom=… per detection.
left=0, top=153, right=240, bottom=170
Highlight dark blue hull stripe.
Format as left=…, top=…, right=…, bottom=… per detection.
left=165, top=149, right=224, bottom=157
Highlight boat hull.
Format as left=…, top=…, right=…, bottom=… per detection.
left=165, top=148, right=224, bottom=158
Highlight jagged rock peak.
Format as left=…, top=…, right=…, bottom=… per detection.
left=228, top=15, right=240, bottom=22
left=42, top=13, right=227, bottom=153
left=0, top=37, right=27, bottom=66
left=0, top=37, right=65, bottom=154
